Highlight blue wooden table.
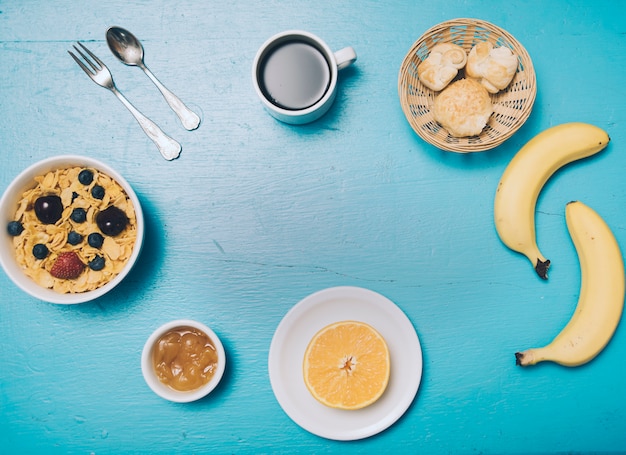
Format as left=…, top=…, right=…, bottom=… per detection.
left=2, top=1, right=625, bottom=453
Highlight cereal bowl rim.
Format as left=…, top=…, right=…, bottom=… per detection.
left=0, top=155, right=145, bottom=304
left=141, top=319, right=227, bottom=403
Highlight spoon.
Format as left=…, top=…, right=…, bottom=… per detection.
left=106, top=26, right=201, bottom=131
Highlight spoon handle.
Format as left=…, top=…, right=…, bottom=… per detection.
left=112, top=88, right=182, bottom=160
left=142, top=66, right=201, bottom=131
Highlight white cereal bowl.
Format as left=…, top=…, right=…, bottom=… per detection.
left=0, top=155, right=144, bottom=304
left=141, top=319, right=227, bottom=403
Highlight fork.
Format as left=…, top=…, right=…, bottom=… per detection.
left=69, top=42, right=181, bottom=161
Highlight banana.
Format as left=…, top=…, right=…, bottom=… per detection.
left=515, top=201, right=625, bottom=367
left=494, top=122, right=610, bottom=279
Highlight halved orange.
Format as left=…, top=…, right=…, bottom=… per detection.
left=303, top=320, right=390, bottom=410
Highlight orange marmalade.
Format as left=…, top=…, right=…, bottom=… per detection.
left=152, top=326, right=219, bottom=392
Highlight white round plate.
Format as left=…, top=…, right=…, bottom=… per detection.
left=268, top=286, right=422, bottom=441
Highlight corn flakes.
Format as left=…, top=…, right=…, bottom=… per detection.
left=8, top=166, right=138, bottom=293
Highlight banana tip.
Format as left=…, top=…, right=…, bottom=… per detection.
left=535, top=259, right=550, bottom=280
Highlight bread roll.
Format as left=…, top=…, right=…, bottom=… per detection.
left=466, top=42, right=518, bottom=93
left=417, top=43, right=467, bottom=91
left=433, top=78, right=493, bottom=137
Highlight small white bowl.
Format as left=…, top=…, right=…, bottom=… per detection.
left=141, top=319, right=226, bottom=403
left=0, top=155, right=144, bottom=304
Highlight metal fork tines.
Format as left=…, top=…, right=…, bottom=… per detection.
left=69, top=42, right=181, bottom=161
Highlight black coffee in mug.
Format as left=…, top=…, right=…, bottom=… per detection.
left=258, top=40, right=331, bottom=111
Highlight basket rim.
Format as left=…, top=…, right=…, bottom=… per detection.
left=398, top=18, right=536, bottom=153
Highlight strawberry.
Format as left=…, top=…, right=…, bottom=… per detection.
left=50, top=251, right=85, bottom=279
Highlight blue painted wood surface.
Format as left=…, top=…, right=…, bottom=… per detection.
left=1, top=0, right=625, bottom=453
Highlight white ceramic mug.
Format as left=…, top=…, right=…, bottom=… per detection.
left=252, top=30, right=357, bottom=125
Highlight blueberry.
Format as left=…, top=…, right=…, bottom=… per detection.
left=78, top=169, right=94, bottom=185
left=89, top=255, right=105, bottom=271
left=7, top=221, right=24, bottom=236
left=71, top=191, right=79, bottom=202
left=70, top=208, right=87, bottom=223
left=67, top=231, right=83, bottom=245
left=34, top=195, right=64, bottom=224
left=32, top=243, right=49, bottom=259
left=88, top=232, right=104, bottom=248
left=91, top=185, right=105, bottom=200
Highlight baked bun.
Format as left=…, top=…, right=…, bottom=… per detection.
left=417, top=43, right=467, bottom=91
left=465, top=42, right=518, bottom=93
left=433, top=78, right=493, bottom=137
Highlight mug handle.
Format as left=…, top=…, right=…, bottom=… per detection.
left=334, top=47, right=357, bottom=71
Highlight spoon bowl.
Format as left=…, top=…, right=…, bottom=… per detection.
left=106, top=27, right=145, bottom=67
left=106, top=26, right=201, bottom=131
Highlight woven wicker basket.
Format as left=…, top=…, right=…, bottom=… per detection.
left=398, top=18, right=536, bottom=152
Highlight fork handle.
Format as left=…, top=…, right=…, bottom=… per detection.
left=142, top=66, right=201, bottom=131
left=113, top=89, right=182, bottom=160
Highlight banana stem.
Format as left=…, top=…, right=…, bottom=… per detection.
left=515, top=350, right=536, bottom=366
